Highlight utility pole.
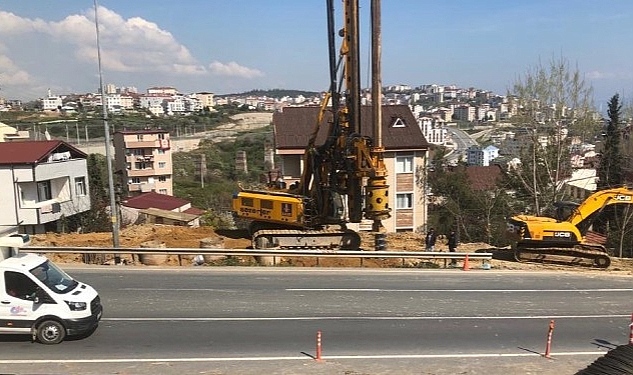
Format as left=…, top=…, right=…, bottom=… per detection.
left=94, top=0, right=120, bottom=260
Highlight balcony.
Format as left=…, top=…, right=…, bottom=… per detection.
left=125, top=140, right=161, bottom=149
left=126, top=154, right=154, bottom=161
left=127, top=168, right=157, bottom=177
left=129, top=182, right=156, bottom=192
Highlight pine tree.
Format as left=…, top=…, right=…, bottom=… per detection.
left=597, top=94, right=624, bottom=189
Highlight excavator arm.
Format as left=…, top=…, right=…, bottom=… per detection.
left=566, top=187, right=633, bottom=229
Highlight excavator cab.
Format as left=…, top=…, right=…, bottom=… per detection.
left=552, top=201, right=580, bottom=222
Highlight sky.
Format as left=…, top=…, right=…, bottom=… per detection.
left=0, top=0, right=632, bottom=107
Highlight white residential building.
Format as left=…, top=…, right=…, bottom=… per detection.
left=41, top=90, right=63, bottom=111
left=418, top=116, right=447, bottom=145
left=467, top=145, right=499, bottom=166
left=0, top=140, right=91, bottom=234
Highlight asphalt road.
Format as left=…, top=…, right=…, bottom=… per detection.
left=446, top=127, right=478, bottom=165
left=1, top=266, right=632, bottom=375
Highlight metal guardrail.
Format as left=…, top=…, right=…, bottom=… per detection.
left=22, top=246, right=492, bottom=261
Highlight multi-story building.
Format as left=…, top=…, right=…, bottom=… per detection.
left=195, top=92, right=215, bottom=109
left=467, top=145, right=500, bottom=166
left=0, top=140, right=91, bottom=234
left=272, top=105, right=430, bottom=233
left=113, top=129, right=173, bottom=197
left=41, top=90, right=63, bottom=111
left=453, top=104, right=475, bottom=122
left=147, top=87, right=178, bottom=96
left=418, top=116, right=447, bottom=145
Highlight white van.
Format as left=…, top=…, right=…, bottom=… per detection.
left=0, top=233, right=102, bottom=344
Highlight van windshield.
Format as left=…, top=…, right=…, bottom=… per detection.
left=30, top=260, right=78, bottom=294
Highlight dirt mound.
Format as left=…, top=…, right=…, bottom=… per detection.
left=27, top=225, right=633, bottom=273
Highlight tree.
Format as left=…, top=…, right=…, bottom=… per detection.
left=508, top=55, right=597, bottom=215
left=77, top=154, right=111, bottom=233
left=597, top=93, right=624, bottom=189
left=426, top=156, right=513, bottom=246
left=596, top=94, right=629, bottom=256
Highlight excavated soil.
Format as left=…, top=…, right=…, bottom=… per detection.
left=28, top=224, right=633, bottom=274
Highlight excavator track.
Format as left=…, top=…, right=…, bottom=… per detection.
left=252, top=229, right=361, bottom=250
left=514, top=244, right=611, bottom=268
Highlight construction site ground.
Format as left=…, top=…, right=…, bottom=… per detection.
left=28, top=224, right=633, bottom=274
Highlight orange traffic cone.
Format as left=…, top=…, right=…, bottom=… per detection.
left=462, top=253, right=470, bottom=271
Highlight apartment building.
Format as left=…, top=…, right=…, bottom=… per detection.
left=41, top=89, right=62, bottom=111
left=466, top=145, right=500, bottom=166
left=418, top=116, right=447, bottom=145
left=113, top=129, right=173, bottom=197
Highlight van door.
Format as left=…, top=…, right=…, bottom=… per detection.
left=0, top=270, right=58, bottom=334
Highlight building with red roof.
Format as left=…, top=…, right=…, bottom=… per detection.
left=121, top=192, right=204, bottom=227
left=0, top=140, right=91, bottom=234
left=273, top=105, right=430, bottom=233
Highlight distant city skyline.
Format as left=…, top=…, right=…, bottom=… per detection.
left=0, top=1, right=632, bottom=106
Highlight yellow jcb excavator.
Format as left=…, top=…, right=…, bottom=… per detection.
left=506, top=186, right=633, bottom=268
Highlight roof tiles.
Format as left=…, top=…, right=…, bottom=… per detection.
left=273, top=105, right=429, bottom=151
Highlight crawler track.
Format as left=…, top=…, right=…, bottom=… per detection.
left=514, top=244, right=611, bottom=268
left=252, top=229, right=362, bottom=250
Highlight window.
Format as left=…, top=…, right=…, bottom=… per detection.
left=75, top=177, right=86, bottom=196
left=158, top=176, right=167, bottom=182
left=158, top=133, right=165, bottom=140
left=37, top=181, right=52, bottom=201
left=133, top=149, right=144, bottom=156
left=158, top=162, right=166, bottom=169
left=158, top=149, right=165, bottom=155
left=5, top=271, right=38, bottom=300
left=130, top=177, right=141, bottom=184
left=135, top=162, right=150, bottom=170
left=395, top=156, right=413, bottom=173
left=261, top=200, right=273, bottom=210
left=392, top=117, right=405, bottom=127
left=396, top=193, right=413, bottom=209
left=158, top=189, right=168, bottom=194
left=136, top=134, right=144, bottom=141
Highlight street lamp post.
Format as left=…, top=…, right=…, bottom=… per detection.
left=93, top=0, right=120, bottom=260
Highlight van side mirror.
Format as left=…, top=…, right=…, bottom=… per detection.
left=26, top=292, right=40, bottom=304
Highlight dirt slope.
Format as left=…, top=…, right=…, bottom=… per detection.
left=28, top=224, right=633, bottom=273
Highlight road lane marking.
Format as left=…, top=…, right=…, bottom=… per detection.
left=0, top=351, right=606, bottom=364
left=121, top=287, right=633, bottom=292
left=102, top=314, right=630, bottom=321
left=286, top=288, right=633, bottom=292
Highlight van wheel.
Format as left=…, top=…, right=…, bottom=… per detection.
left=36, top=320, right=66, bottom=344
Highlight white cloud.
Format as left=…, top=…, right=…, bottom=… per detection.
left=586, top=71, right=616, bottom=80
left=0, top=55, right=31, bottom=85
left=0, top=6, right=266, bottom=99
left=48, top=6, right=206, bottom=75
left=0, top=10, right=47, bottom=34
left=209, top=61, right=264, bottom=78
left=586, top=70, right=633, bottom=80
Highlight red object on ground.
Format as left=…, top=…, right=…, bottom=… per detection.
left=316, top=330, right=323, bottom=361
left=462, top=253, right=470, bottom=271
left=545, top=320, right=555, bottom=358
